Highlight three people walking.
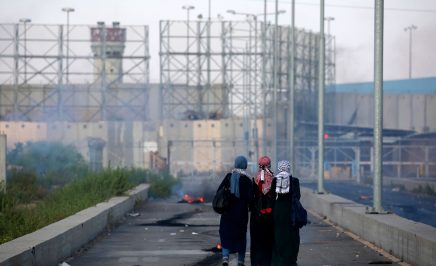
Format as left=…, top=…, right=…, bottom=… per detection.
left=217, top=156, right=303, bottom=266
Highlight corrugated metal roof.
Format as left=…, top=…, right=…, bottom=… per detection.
left=331, top=77, right=436, bottom=94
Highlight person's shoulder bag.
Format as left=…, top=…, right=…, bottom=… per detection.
left=290, top=176, right=308, bottom=228
left=213, top=173, right=231, bottom=214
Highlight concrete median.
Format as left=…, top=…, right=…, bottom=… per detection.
left=301, top=187, right=436, bottom=266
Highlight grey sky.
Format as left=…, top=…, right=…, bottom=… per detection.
left=0, top=0, right=435, bottom=84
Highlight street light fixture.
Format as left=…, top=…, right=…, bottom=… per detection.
left=226, top=9, right=286, bottom=20
left=61, top=7, right=75, bottom=85
left=19, top=18, right=31, bottom=84
left=324, top=16, right=334, bottom=36
left=404, top=24, right=417, bottom=79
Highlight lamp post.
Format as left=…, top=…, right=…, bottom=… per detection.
left=61, top=7, right=74, bottom=85
left=19, top=18, right=31, bottom=84
left=289, top=0, right=295, bottom=175
left=318, top=0, right=325, bottom=194
left=182, top=5, right=195, bottom=85
left=404, top=25, right=417, bottom=79
left=373, top=0, right=384, bottom=213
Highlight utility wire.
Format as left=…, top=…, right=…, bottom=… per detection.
left=247, top=0, right=436, bottom=14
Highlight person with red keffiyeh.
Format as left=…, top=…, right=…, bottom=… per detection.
left=250, top=156, right=276, bottom=266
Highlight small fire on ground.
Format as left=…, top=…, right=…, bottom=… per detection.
left=203, top=243, right=222, bottom=253
left=179, top=194, right=205, bottom=204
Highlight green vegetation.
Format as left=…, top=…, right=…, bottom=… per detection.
left=0, top=141, right=179, bottom=244
left=0, top=169, right=128, bottom=244
left=0, top=168, right=178, bottom=244
left=147, top=171, right=179, bottom=198
left=7, top=141, right=89, bottom=187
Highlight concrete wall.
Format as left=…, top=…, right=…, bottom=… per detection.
left=331, top=93, right=436, bottom=133
left=0, top=184, right=149, bottom=266
left=0, top=118, right=264, bottom=174
left=0, top=121, right=157, bottom=169
left=0, top=84, right=154, bottom=122
left=384, top=177, right=436, bottom=193
left=159, top=118, right=264, bottom=175
left=301, top=187, right=436, bottom=266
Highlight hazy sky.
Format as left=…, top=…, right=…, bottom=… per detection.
left=1, top=0, right=435, bottom=84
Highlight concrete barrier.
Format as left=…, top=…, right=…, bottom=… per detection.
left=0, top=184, right=149, bottom=266
left=384, top=177, right=436, bottom=194
left=301, top=187, right=436, bottom=266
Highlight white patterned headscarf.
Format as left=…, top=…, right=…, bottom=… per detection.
left=275, top=160, right=291, bottom=194
left=278, top=160, right=291, bottom=173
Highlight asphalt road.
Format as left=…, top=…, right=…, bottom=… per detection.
left=67, top=199, right=405, bottom=266
left=302, top=180, right=436, bottom=228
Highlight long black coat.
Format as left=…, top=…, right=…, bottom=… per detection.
left=250, top=180, right=276, bottom=266
left=218, top=173, right=253, bottom=253
left=272, top=176, right=301, bottom=266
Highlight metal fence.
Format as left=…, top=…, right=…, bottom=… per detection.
left=0, top=23, right=149, bottom=121
left=168, top=139, right=436, bottom=179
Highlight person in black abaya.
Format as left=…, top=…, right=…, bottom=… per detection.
left=218, top=155, right=253, bottom=266
left=272, top=160, right=301, bottom=266
left=250, top=156, right=276, bottom=266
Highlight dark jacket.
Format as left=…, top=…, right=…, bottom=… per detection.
left=218, top=172, right=253, bottom=253
left=250, top=179, right=276, bottom=266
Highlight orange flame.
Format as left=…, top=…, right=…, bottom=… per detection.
left=183, top=194, right=193, bottom=203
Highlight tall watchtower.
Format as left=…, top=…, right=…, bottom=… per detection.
left=90, top=21, right=126, bottom=83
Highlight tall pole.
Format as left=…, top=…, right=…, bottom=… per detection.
left=207, top=0, right=211, bottom=118
left=19, top=18, right=31, bottom=84
left=208, top=0, right=211, bottom=21
left=288, top=0, right=295, bottom=175
left=262, top=0, right=268, bottom=157
left=62, top=8, right=74, bottom=85
left=373, top=0, right=384, bottom=213
left=183, top=6, right=195, bottom=85
left=317, top=0, right=325, bottom=193
left=404, top=25, right=417, bottom=79
left=254, top=17, right=259, bottom=161
left=272, top=0, right=279, bottom=169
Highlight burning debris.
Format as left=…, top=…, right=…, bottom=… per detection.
left=203, top=243, right=222, bottom=253
left=179, top=194, right=205, bottom=204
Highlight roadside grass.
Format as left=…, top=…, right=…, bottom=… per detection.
left=0, top=168, right=178, bottom=244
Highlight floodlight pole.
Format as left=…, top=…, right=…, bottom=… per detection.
left=183, top=5, right=195, bottom=85
left=373, top=0, right=384, bottom=213
left=317, top=0, right=325, bottom=194
left=19, top=18, right=31, bottom=84
left=404, top=25, right=417, bottom=79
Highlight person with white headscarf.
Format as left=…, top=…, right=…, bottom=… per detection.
left=218, top=155, right=253, bottom=266
left=272, top=160, right=301, bottom=266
